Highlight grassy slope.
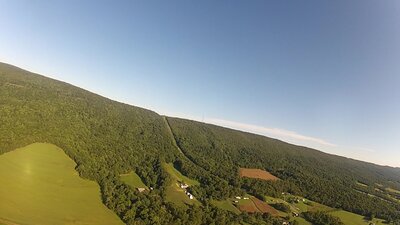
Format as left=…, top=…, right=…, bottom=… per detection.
left=294, top=217, right=312, bottom=225
left=265, top=194, right=387, bottom=225
left=120, top=171, right=148, bottom=189
left=329, top=210, right=386, bottom=225
left=210, top=200, right=241, bottom=215
left=163, top=163, right=199, bottom=186
left=0, top=63, right=183, bottom=223
left=163, top=163, right=200, bottom=206
left=0, top=143, right=123, bottom=225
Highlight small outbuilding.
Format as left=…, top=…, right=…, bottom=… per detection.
left=137, top=188, right=146, bottom=193
left=180, top=183, right=189, bottom=189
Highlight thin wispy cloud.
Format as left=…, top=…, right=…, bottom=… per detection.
left=205, top=118, right=337, bottom=147
left=348, top=146, right=376, bottom=153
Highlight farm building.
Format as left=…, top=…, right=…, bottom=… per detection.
left=186, top=192, right=194, bottom=199
left=180, top=183, right=189, bottom=189
left=137, top=188, right=146, bottom=193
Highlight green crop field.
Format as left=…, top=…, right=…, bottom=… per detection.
left=0, top=143, right=123, bottom=225
left=120, top=171, right=148, bottom=190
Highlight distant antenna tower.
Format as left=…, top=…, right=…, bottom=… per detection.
left=202, top=114, right=204, bottom=123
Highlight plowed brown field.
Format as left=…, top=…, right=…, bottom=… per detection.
left=238, top=201, right=259, bottom=213
left=251, top=197, right=279, bottom=215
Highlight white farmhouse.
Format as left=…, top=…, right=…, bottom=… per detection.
left=180, top=183, right=189, bottom=189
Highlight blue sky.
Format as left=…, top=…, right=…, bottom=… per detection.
left=1, top=0, right=399, bottom=167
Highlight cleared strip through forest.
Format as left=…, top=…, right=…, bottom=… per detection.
left=163, top=116, right=209, bottom=172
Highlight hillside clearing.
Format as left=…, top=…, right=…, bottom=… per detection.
left=328, top=210, right=386, bottom=225
left=293, top=217, right=312, bottom=225
left=239, top=168, right=279, bottom=181
left=120, top=171, right=148, bottom=190
left=210, top=200, right=241, bottom=215
left=163, top=163, right=200, bottom=206
left=0, top=143, right=123, bottom=225
left=163, top=163, right=199, bottom=186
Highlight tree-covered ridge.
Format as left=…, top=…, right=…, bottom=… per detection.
left=166, top=117, right=400, bottom=222
left=0, top=63, right=282, bottom=224
left=0, top=63, right=177, bottom=180
left=1, top=62, right=400, bottom=224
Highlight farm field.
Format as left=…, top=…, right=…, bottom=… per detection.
left=210, top=200, right=241, bottom=215
left=236, top=197, right=258, bottom=213
left=251, top=197, right=279, bottom=215
left=239, top=168, right=279, bottom=181
left=233, top=194, right=278, bottom=214
left=265, top=193, right=389, bottom=225
left=163, top=163, right=199, bottom=185
left=328, top=210, right=386, bottom=225
left=213, top=191, right=392, bottom=224
left=0, top=143, right=123, bottom=225
left=120, top=171, right=148, bottom=190
left=163, top=163, right=200, bottom=206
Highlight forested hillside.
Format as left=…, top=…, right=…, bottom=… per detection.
left=1, top=62, right=399, bottom=224
left=0, top=63, right=282, bottom=225
left=166, top=118, right=400, bottom=222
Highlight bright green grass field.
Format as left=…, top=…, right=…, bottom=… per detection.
left=329, top=210, right=386, bottom=225
left=0, top=143, right=123, bottom=225
left=163, top=163, right=199, bottom=185
left=163, top=163, right=200, bottom=206
left=293, top=217, right=312, bottom=225
left=120, top=171, right=148, bottom=190
left=210, top=200, right=241, bottom=215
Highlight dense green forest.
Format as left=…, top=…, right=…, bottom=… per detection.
left=1, top=62, right=400, bottom=224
